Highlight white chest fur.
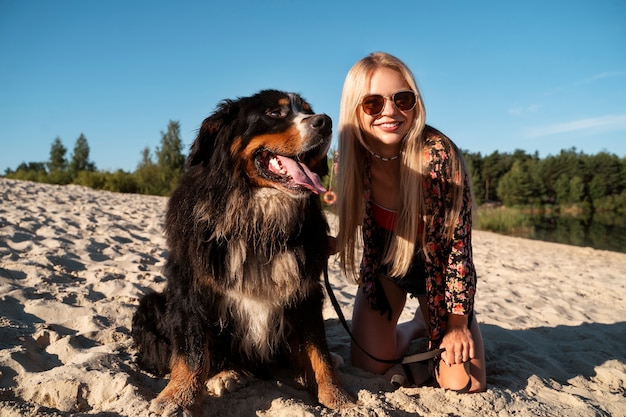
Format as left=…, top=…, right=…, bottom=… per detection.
left=222, top=294, right=289, bottom=361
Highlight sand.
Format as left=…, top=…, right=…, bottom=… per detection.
left=0, top=177, right=625, bottom=417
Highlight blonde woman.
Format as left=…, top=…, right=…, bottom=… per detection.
left=334, top=52, right=486, bottom=392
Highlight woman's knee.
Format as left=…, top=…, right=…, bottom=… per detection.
left=349, top=344, right=393, bottom=374
left=350, top=288, right=403, bottom=374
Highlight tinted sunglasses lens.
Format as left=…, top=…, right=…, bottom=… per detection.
left=394, top=91, right=416, bottom=110
left=361, top=95, right=384, bottom=115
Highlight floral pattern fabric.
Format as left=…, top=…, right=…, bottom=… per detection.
left=359, top=125, right=476, bottom=349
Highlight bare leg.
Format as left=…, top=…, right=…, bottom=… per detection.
left=397, top=305, right=428, bottom=349
left=352, top=282, right=486, bottom=392
left=350, top=278, right=426, bottom=374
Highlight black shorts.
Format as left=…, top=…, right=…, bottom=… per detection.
left=390, top=251, right=427, bottom=298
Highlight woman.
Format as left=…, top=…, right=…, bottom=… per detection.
left=334, top=52, right=486, bottom=392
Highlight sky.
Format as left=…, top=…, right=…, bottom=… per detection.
left=1, top=0, right=625, bottom=173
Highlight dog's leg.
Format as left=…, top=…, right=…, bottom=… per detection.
left=303, top=342, right=354, bottom=410
left=289, top=291, right=354, bottom=410
left=149, top=309, right=211, bottom=416
left=150, top=353, right=209, bottom=416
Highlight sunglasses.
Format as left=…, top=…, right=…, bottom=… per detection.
left=359, top=90, right=417, bottom=116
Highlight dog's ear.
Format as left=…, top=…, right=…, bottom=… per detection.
left=187, top=99, right=239, bottom=167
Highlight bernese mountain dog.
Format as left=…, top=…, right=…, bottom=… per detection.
left=132, top=90, right=353, bottom=415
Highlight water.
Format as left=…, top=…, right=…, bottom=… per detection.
left=501, top=213, right=626, bottom=254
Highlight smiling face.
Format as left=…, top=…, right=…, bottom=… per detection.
left=357, top=67, right=415, bottom=158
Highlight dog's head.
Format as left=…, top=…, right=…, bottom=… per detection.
left=188, top=90, right=331, bottom=196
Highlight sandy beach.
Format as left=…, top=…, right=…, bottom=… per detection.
left=1, top=177, right=624, bottom=417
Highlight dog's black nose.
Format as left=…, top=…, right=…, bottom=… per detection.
left=309, top=114, right=332, bottom=137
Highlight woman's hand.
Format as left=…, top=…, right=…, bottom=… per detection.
left=440, top=314, right=475, bottom=366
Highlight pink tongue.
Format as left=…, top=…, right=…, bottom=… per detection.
left=275, top=156, right=326, bottom=194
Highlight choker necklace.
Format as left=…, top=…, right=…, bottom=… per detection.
left=369, top=150, right=400, bottom=162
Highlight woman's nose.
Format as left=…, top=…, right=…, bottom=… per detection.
left=379, top=97, right=398, bottom=116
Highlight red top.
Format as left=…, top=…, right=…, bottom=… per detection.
left=371, top=201, right=397, bottom=231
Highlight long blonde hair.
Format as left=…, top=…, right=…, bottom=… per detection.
left=336, top=52, right=468, bottom=281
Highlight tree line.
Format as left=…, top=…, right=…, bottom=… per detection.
left=4, top=121, right=186, bottom=196
left=463, top=148, right=626, bottom=214
left=4, top=124, right=626, bottom=215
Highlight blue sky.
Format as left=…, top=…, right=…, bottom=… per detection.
left=1, top=0, right=625, bottom=173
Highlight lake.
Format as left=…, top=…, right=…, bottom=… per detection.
left=478, top=211, right=626, bottom=254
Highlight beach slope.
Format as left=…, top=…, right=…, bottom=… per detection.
left=1, top=178, right=624, bottom=416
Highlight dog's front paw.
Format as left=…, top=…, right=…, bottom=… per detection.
left=150, top=387, right=203, bottom=417
left=317, top=384, right=355, bottom=410
left=149, top=398, right=195, bottom=417
left=206, top=369, right=252, bottom=397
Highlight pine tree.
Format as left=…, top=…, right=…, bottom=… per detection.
left=156, top=121, right=185, bottom=173
left=70, top=133, right=96, bottom=175
left=47, top=137, right=67, bottom=173
left=496, top=160, right=542, bottom=206
left=154, top=120, right=185, bottom=194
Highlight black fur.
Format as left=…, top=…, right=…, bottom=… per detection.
left=131, top=90, right=351, bottom=414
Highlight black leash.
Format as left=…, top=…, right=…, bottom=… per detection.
left=322, top=265, right=444, bottom=366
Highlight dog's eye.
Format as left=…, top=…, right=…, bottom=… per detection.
left=266, top=108, right=284, bottom=119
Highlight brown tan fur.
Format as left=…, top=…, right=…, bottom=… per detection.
left=132, top=90, right=353, bottom=415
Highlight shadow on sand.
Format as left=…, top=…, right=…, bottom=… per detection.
left=480, top=321, right=626, bottom=390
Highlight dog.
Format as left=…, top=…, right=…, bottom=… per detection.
left=131, top=90, right=352, bottom=415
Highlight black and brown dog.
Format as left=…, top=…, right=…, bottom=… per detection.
left=132, top=90, right=352, bottom=415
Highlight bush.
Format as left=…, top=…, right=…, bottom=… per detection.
left=102, top=170, right=139, bottom=194
left=73, top=171, right=106, bottom=189
left=5, top=169, right=47, bottom=183
left=46, top=170, right=73, bottom=185
left=476, top=206, right=534, bottom=235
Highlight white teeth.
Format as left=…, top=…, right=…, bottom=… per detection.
left=269, top=157, right=287, bottom=175
left=380, top=122, right=399, bottom=128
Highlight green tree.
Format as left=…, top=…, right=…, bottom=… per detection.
left=585, top=152, right=624, bottom=197
left=154, top=120, right=185, bottom=194
left=15, top=162, right=47, bottom=174
left=156, top=121, right=185, bottom=173
left=69, top=133, right=96, bottom=175
left=539, top=156, right=561, bottom=205
left=139, top=146, right=153, bottom=168
left=555, top=173, right=570, bottom=205
left=47, top=137, right=67, bottom=173
left=46, top=137, right=71, bottom=184
left=497, top=160, right=542, bottom=206
left=130, top=121, right=186, bottom=196
left=482, top=151, right=513, bottom=202
left=588, top=174, right=606, bottom=203
left=568, top=176, right=585, bottom=205
left=4, top=162, right=48, bottom=182
left=134, top=147, right=164, bottom=195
